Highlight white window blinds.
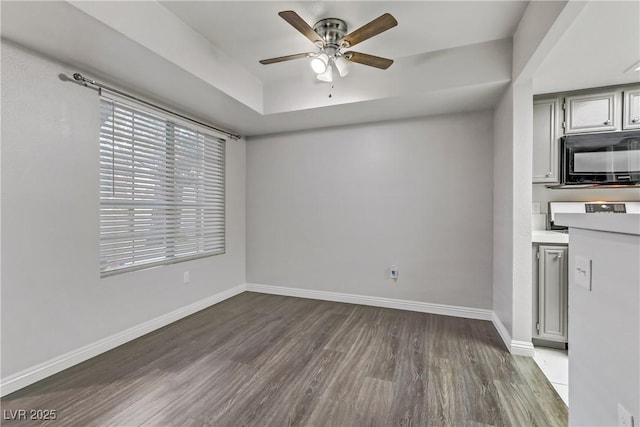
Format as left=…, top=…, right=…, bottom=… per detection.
left=99, top=96, right=225, bottom=277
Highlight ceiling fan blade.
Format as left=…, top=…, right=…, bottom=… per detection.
left=344, top=51, right=393, bottom=70
left=340, top=13, right=397, bottom=48
left=259, top=53, right=312, bottom=65
left=278, top=11, right=324, bottom=46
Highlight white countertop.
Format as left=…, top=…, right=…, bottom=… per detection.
left=554, top=213, right=640, bottom=236
left=532, top=230, right=569, bottom=244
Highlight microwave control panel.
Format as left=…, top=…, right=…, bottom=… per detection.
left=585, top=203, right=627, bottom=213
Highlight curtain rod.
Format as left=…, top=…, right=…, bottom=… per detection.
left=72, top=73, right=242, bottom=140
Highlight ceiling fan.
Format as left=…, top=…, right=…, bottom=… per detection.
left=259, top=10, right=398, bottom=82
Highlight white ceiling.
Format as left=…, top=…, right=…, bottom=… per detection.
left=161, top=1, right=527, bottom=85
left=1, top=1, right=637, bottom=137
left=533, top=1, right=640, bottom=95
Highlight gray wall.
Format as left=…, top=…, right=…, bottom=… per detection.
left=0, top=40, right=246, bottom=378
left=246, top=112, right=494, bottom=309
left=492, top=85, right=514, bottom=336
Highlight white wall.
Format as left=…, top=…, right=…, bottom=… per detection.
left=567, top=228, right=639, bottom=426
left=491, top=80, right=535, bottom=350
left=510, top=81, right=534, bottom=345
left=492, top=85, right=514, bottom=336
left=490, top=0, right=571, bottom=351
left=0, top=40, right=246, bottom=378
left=246, top=112, right=494, bottom=309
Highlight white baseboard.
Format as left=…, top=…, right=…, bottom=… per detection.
left=490, top=312, right=535, bottom=357
left=247, top=284, right=532, bottom=357
left=245, top=283, right=493, bottom=321
left=2, top=282, right=533, bottom=396
left=491, top=311, right=512, bottom=351
left=0, top=284, right=246, bottom=397
left=510, top=340, right=536, bottom=357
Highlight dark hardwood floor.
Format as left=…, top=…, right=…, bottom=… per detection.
left=1, top=292, right=567, bottom=426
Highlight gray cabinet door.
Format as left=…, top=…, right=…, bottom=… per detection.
left=623, top=89, right=640, bottom=130
left=565, top=92, right=618, bottom=134
left=537, top=245, right=568, bottom=342
left=533, top=99, right=559, bottom=183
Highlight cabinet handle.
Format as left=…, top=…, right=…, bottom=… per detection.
left=604, top=120, right=611, bottom=125
left=633, top=117, right=639, bottom=123
left=556, top=253, right=563, bottom=260
left=546, top=172, right=552, bottom=177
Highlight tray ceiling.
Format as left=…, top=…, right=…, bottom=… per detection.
left=2, top=1, right=635, bottom=136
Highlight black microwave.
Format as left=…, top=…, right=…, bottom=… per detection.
left=562, top=130, right=640, bottom=185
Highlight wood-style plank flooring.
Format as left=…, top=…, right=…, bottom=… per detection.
left=1, top=292, right=567, bottom=426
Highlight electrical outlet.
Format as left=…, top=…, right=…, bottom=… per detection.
left=183, top=271, right=190, bottom=284
left=618, top=403, right=634, bottom=427
left=390, top=265, right=398, bottom=279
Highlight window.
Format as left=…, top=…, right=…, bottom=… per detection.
left=99, top=96, right=225, bottom=277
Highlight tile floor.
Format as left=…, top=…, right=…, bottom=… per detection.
left=534, top=346, right=569, bottom=405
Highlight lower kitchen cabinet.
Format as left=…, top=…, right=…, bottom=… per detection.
left=533, top=244, right=568, bottom=346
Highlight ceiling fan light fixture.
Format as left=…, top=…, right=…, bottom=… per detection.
left=310, top=53, right=329, bottom=74
left=334, top=55, right=351, bottom=77
left=259, top=11, right=397, bottom=78
left=317, top=63, right=333, bottom=82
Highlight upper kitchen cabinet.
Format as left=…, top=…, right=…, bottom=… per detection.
left=564, top=92, right=618, bottom=134
left=533, top=98, right=559, bottom=183
left=623, top=89, right=640, bottom=130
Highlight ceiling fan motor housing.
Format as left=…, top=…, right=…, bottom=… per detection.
left=313, top=18, right=348, bottom=50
